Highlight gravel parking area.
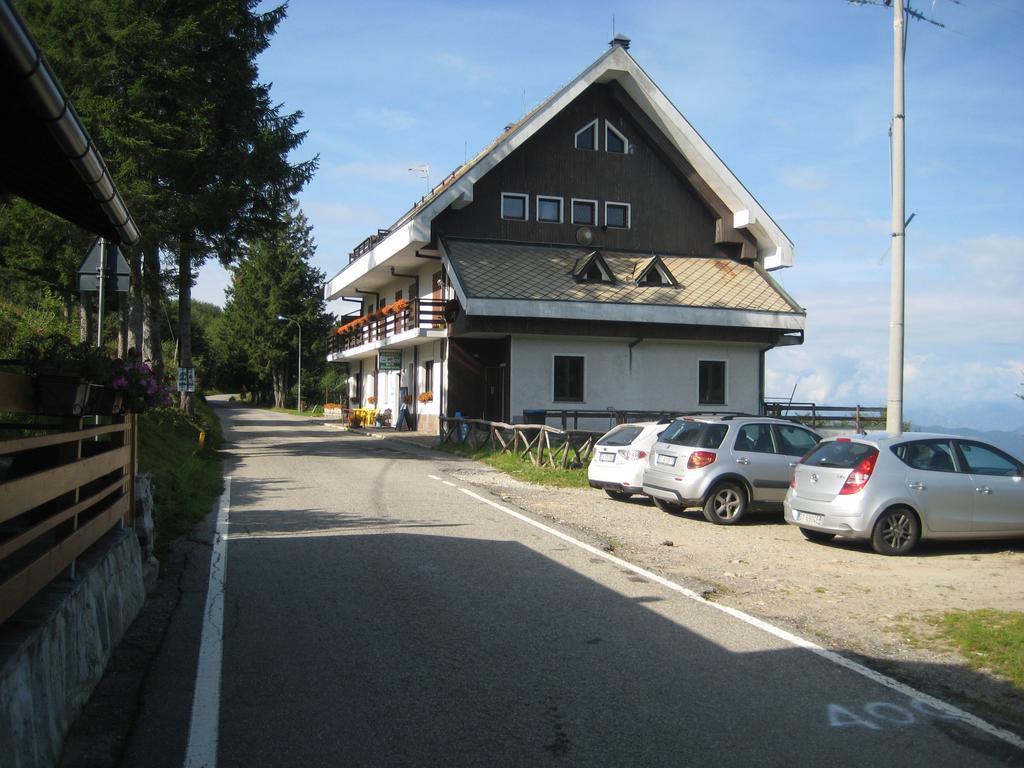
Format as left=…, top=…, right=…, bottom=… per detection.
left=427, top=451, right=1024, bottom=732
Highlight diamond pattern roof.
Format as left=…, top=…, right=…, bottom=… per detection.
left=443, top=239, right=801, bottom=314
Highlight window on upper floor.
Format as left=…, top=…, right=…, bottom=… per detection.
left=605, top=202, right=630, bottom=229
left=634, top=256, right=677, bottom=287
left=605, top=122, right=629, bottom=154
left=571, top=198, right=597, bottom=226
left=574, top=119, right=598, bottom=151
left=573, top=250, right=615, bottom=284
left=501, top=192, right=528, bottom=221
left=536, top=196, right=563, bottom=224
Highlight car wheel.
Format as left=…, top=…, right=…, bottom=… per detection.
left=871, top=507, right=920, bottom=555
left=652, top=497, right=682, bottom=513
left=604, top=489, right=633, bottom=501
left=800, top=527, right=835, bottom=543
left=702, top=482, right=747, bottom=525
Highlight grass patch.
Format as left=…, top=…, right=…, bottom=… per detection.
left=927, top=610, right=1024, bottom=688
left=138, top=398, right=224, bottom=561
left=437, top=442, right=590, bottom=489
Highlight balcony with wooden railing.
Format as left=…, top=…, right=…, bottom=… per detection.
left=0, top=372, right=136, bottom=625
left=329, top=297, right=455, bottom=357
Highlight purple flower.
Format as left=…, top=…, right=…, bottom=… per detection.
left=113, top=377, right=128, bottom=390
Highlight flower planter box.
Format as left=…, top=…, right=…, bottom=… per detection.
left=33, top=375, right=90, bottom=416
left=84, top=385, right=125, bottom=415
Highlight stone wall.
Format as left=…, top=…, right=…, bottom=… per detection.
left=0, top=530, right=144, bottom=768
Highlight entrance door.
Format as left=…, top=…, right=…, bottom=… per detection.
left=484, top=365, right=503, bottom=422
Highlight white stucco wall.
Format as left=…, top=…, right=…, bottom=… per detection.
left=509, top=336, right=762, bottom=423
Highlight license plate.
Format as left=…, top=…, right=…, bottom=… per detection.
left=798, top=511, right=824, bottom=526
left=657, top=454, right=676, bottom=467
left=598, top=452, right=615, bottom=463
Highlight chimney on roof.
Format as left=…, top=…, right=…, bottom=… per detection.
left=609, top=33, right=631, bottom=50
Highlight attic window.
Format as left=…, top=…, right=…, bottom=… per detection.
left=574, top=119, right=598, bottom=151
left=605, top=122, right=629, bottom=154
left=635, top=256, right=677, bottom=287
left=501, top=193, right=528, bottom=221
left=574, top=251, right=615, bottom=284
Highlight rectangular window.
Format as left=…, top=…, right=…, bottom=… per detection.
left=699, top=361, right=726, bottom=405
left=553, top=355, right=584, bottom=402
left=423, top=360, right=433, bottom=394
left=605, top=122, right=629, bottom=154
left=571, top=198, right=597, bottom=225
left=536, top=195, right=563, bottom=223
left=501, top=193, right=528, bottom=221
left=605, top=202, right=630, bottom=229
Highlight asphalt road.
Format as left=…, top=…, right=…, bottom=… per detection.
left=121, top=402, right=1024, bottom=767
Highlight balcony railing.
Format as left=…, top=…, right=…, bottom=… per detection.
left=329, top=297, right=455, bottom=356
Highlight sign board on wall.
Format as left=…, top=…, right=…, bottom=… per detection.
left=378, top=350, right=402, bottom=372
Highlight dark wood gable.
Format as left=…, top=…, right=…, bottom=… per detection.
left=432, top=82, right=756, bottom=261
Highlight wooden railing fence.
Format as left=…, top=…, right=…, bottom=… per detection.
left=328, top=298, right=454, bottom=356
left=0, top=372, right=136, bottom=625
left=439, top=416, right=601, bottom=469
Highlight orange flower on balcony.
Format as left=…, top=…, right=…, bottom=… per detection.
left=417, top=391, right=433, bottom=403
left=381, top=298, right=410, bottom=316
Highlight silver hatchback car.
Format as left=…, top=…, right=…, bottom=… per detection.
left=785, top=432, right=1024, bottom=555
left=642, top=414, right=820, bottom=524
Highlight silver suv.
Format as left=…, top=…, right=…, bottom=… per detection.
left=642, top=414, right=820, bottom=524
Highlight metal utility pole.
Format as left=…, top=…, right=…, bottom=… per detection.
left=886, top=0, right=906, bottom=435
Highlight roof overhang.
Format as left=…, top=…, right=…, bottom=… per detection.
left=323, top=43, right=794, bottom=294
left=0, top=0, right=139, bottom=245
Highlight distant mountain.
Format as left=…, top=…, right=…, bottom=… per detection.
left=914, top=425, right=1024, bottom=461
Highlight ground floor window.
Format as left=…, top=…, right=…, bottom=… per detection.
left=553, top=355, right=584, bottom=402
left=423, top=360, right=434, bottom=395
left=699, top=360, right=725, bottom=405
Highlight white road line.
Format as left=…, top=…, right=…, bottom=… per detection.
left=442, top=480, right=456, bottom=487
left=184, top=477, right=232, bottom=768
left=451, top=482, right=1024, bottom=751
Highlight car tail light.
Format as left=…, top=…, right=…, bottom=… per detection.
left=839, top=450, right=879, bottom=495
left=790, top=474, right=797, bottom=489
left=620, top=449, right=648, bottom=461
left=687, top=451, right=717, bottom=470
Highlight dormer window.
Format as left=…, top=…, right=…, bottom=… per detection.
left=501, top=192, right=528, bottom=221
left=573, top=251, right=615, bottom=284
left=605, top=122, right=629, bottom=154
left=634, top=256, right=677, bottom=287
left=574, top=119, right=598, bottom=151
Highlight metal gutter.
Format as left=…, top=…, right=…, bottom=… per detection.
left=0, top=0, right=139, bottom=244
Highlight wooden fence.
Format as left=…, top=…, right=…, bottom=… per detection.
left=0, top=372, right=136, bottom=625
left=439, top=416, right=602, bottom=469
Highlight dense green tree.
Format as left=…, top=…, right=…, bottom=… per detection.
left=11, top=0, right=316, bottom=410
left=219, top=204, right=333, bottom=408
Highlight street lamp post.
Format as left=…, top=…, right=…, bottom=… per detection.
left=277, top=315, right=302, bottom=413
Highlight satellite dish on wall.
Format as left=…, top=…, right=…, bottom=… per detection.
left=575, top=227, right=594, bottom=246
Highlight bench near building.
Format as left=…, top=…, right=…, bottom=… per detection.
left=325, top=35, right=805, bottom=433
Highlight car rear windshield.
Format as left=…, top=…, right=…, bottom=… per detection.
left=659, top=420, right=728, bottom=449
left=597, top=426, right=645, bottom=447
left=802, top=440, right=877, bottom=469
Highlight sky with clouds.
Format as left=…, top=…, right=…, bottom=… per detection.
left=195, top=0, right=1024, bottom=431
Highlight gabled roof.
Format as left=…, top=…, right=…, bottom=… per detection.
left=326, top=39, right=794, bottom=300
left=573, top=251, right=615, bottom=284
left=442, top=238, right=804, bottom=332
left=633, top=255, right=678, bottom=288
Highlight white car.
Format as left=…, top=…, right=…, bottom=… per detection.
left=588, top=421, right=669, bottom=501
